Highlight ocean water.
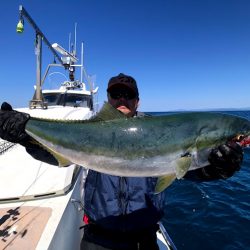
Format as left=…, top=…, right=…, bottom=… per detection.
left=149, top=111, right=250, bottom=250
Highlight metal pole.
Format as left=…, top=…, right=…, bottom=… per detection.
left=35, top=33, right=42, bottom=101
left=81, top=43, right=83, bottom=83
left=74, top=23, right=77, bottom=56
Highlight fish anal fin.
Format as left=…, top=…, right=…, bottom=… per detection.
left=155, top=173, right=176, bottom=194
left=27, top=134, right=71, bottom=167
left=43, top=147, right=71, bottom=167
left=52, top=151, right=72, bottom=167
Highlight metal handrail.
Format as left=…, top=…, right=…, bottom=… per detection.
left=158, top=221, right=178, bottom=250
left=0, top=140, right=15, bottom=155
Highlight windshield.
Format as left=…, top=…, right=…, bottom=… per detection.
left=43, top=93, right=61, bottom=105
left=63, top=94, right=92, bottom=108
left=43, top=93, right=93, bottom=109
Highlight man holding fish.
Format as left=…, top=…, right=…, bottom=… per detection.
left=0, top=73, right=245, bottom=250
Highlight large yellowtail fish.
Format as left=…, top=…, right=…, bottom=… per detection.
left=25, top=103, right=250, bottom=192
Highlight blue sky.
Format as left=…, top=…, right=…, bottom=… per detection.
left=1, top=0, right=250, bottom=111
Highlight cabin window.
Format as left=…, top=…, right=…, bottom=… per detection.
left=42, top=93, right=93, bottom=109
left=43, top=93, right=61, bottom=106
left=62, top=94, right=93, bottom=109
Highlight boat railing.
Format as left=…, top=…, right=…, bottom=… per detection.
left=158, top=221, right=177, bottom=250
left=0, top=140, right=15, bottom=155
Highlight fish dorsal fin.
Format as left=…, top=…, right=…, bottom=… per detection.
left=91, top=102, right=126, bottom=121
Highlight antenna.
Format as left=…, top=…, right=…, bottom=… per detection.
left=69, top=32, right=71, bottom=53
left=74, top=23, right=77, bottom=57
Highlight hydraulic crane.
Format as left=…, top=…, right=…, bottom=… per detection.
left=16, top=5, right=77, bottom=109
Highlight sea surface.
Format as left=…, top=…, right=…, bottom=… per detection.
left=148, top=110, right=250, bottom=250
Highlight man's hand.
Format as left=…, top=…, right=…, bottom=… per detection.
left=207, top=141, right=243, bottom=178
left=0, top=102, right=30, bottom=143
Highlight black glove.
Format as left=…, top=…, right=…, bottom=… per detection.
left=207, top=141, right=243, bottom=179
left=0, top=102, right=30, bottom=143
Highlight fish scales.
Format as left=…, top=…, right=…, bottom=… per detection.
left=25, top=105, right=250, bottom=177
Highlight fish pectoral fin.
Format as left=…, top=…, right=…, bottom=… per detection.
left=91, top=102, right=126, bottom=121
left=175, top=154, right=192, bottom=179
left=155, top=174, right=176, bottom=194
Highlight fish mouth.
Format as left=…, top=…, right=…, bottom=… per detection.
left=230, top=133, right=250, bottom=147
left=239, top=135, right=250, bottom=147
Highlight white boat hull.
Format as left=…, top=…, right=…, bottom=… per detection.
left=0, top=141, right=86, bottom=250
